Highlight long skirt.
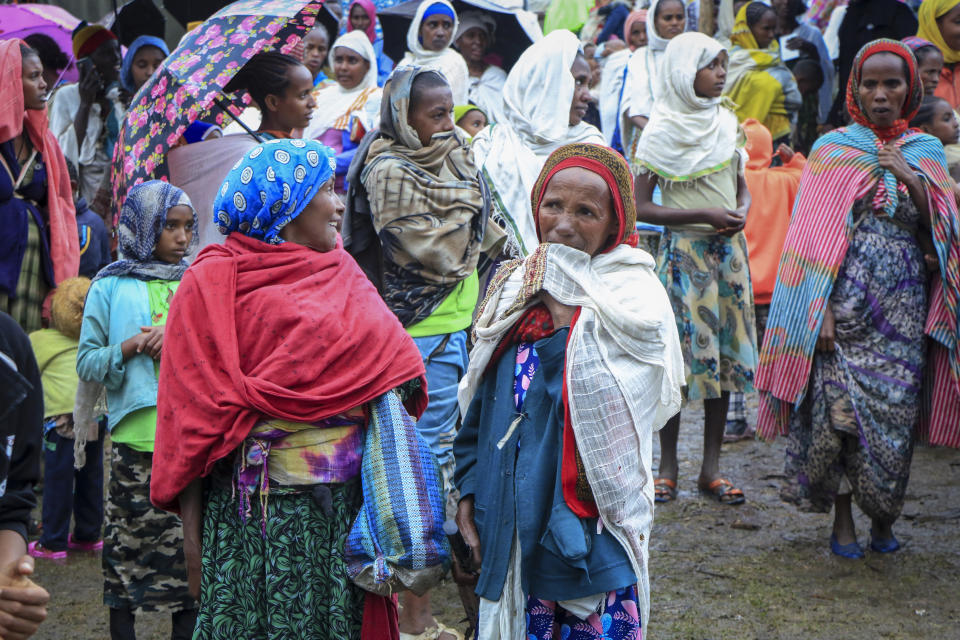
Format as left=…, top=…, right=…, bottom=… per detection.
left=193, top=481, right=365, bottom=640
left=102, top=443, right=195, bottom=613
left=526, top=586, right=642, bottom=640
left=782, top=214, right=925, bottom=523
left=0, top=217, right=47, bottom=333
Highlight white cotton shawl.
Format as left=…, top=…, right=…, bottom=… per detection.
left=305, top=31, right=382, bottom=139
left=459, top=242, right=685, bottom=630
left=472, top=30, right=603, bottom=256
left=634, top=31, right=740, bottom=182
left=398, top=0, right=469, bottom=103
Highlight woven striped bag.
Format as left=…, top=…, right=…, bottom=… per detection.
left=346, top=392, right=450, bottom=596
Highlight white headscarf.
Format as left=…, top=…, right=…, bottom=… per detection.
left=305, top=30, right=382, bottom=139
left=619, top=0, right=684, bottom=124
left=398, top=0, right=469, bottom=102
left=472, top=30, right=603, bottom=256
left=634, top=32, right=740, bottom=181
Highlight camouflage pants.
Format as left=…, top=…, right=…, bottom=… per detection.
left=102, top=442, right=196, bottom=613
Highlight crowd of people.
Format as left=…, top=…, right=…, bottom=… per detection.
left=0, top=0, right=959, bottom=638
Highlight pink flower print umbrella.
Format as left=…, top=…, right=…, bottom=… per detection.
left=110, top=0, right=338, bottom=217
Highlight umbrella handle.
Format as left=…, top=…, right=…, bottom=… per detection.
left=213, top=96, right=265, bottom=143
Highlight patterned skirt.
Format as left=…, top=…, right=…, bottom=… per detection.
left=0, top=216, right=47, bottom=333
left=656, top=228, right=758, bottom=401
left=782, top=215, right=925, bottom=523
left=102, top=443, right=195, bottom=613
left=526, top=586, right=642, bottom=639
left=193, top=480, right=365, bottom=640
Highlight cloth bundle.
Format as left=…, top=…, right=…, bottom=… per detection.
left=346, top=392, right=449, bottom=596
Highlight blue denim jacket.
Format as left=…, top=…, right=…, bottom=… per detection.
left=76, top=275, right=157, bottom=431
left=454, top=329, right=635, bottom=602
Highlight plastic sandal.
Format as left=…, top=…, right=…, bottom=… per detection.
left=699, top=478, right=745, bottom=505
left=28, top=541, right=67, bottom=561
left=654, top=477, right=677, bottom=503
left=68, top=533, right=103, bottom=552
left=869, top=529, right=901, bottom=553
left=830, top=534, right=865, bottom=559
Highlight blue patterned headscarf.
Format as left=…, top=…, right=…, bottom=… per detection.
left=214, top=139, right=337, bottom=244
left=93, top=180, right=198, bottom=283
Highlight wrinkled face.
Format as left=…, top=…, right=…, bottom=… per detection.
left=408, top=83, right=454, bottom=147
left=858, top=52, right=908, bottom=130
left=420, top=14, right=454, bottom=52
left=455, top=27, right=489, bottom=65
left=938, top=4, right=960, bottom=52
left=90, top=39, right=121, bottom=85
left=628, top=21, right=648, bottom=49
left=538, top=167, right=618, bottom=257
left=569, top=55, right=592, bottom=126
left=333, top=46, right=370, bottom=90
left=279, top=177, right=343, bottom=252
left=130, top=45, right=166, bottom=91
left=456, top=108, right=487, bottom=136
left=267, top=64, right=317, bottom=130
left=693, top=51, right=728, bottom=98
left=153, top=205, right=194, bottom=264
left=751, top=10, right=777, bottom=49
left=924, top=99, right=960, bottom=146
left=917, top=47, right=944, bottom=96
left=21, top=54, right=48, bottom=110
left=302, top=28, right=329, bottom=80
left=654, top=0, right=685, bottom=40
left=349, top=4, right=372, bottom=34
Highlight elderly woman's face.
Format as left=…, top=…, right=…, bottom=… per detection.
left=538, top=167, right=617, bottom=256
left=456, top=27, right=489, bottom=65
left=858, top=52, right=908, bottom=130
left=279, top=177, right=344, bottom=252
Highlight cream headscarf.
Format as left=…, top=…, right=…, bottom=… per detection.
left=398, top=0, right=469, bottom=102
left=472, top=29, right=603, bottom=256
left=305, top=31, right=381, bottom=138
left=635, top=31, right=741, bottom=182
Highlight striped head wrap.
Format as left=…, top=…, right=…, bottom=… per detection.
left=846, top=39, right=922, bottom=142
left=72, top=25, right=117, bottom=59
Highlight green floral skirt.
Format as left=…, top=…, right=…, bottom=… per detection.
left=193, top=480, right=365, bottom=640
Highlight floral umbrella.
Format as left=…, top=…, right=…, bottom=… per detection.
left=111, top=0, right=334, bottom=215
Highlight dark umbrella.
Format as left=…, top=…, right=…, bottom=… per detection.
left=111, top=0, right=337, bottom=215
left=164, top=0, right=238, bottom=27
left=378, top=0, right=539, bottom=70
left=104, top=0, right=166, bottom=47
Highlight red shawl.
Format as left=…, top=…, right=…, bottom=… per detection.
left=151, top=233, right=427, bottom=512
left=0, top=40, right=78, bottom=286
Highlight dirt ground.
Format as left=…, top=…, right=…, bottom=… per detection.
left=30, top=398, right=960, bottom=639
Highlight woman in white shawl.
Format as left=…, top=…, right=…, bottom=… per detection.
left=305, top=30, right=381, bottom=192
left=472, top=30, right=602, bottom=257
left=454, top=10, right=507, bottom=124
left=398, top=0, right=469, bottom=103
left=618, top=0, right=686, bottom=163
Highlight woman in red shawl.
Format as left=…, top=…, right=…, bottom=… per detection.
left=0, top=40, right=78, bottom=332
left=153, top=139, right=428, bottom=639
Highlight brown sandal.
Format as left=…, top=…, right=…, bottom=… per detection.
left=654, top=478, right=677, bottom=503
left=699, top=478, right=745, bottom=505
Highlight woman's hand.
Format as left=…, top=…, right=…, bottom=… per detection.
left=702, top=207, right=746, bottom=234
left=816, top=304, right=835, bottom=352
left=878, top=142, right=919, bottom=188
left=139, top=325, right=165, bottom=360
left=785, top=37, right=818, bottom=59
left=0, top=555, right=49, bottom=640
left=77, top=64, right=101, bottom=107
left=453, top=496, right=481, bottom=585
left=776, top=143, right=796, bottom=164
left=540, top=292, right=576, bottom=328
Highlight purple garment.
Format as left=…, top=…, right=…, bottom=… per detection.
left=526, top=585, right=642, bottom=639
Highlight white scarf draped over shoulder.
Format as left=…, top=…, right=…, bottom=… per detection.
left=634, top=31, right=741, bottom=182
left=305, top=31, right=382, bottom=139
left=459, top=242, right=685, bottom=629
left=472, top=30, right=603, bottom=256
left=398, top=0, right=469, bottom=103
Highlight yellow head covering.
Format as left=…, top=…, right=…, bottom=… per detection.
left=918, top=0, right=960, bottom=65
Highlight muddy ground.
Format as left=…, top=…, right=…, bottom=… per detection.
left=30, top=399, right=960, bottom=639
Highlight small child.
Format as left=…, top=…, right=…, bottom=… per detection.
left=453, top=104, right=488, bottom=139
left=910, top=95, right=960, bottom=178
left=66, top=160, right=112, bottom=279
left=27, top=277, right=105, bottom=561
left=790, top=58, right=825, bottom=156
left=77, top=180, right=199, bottom=636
